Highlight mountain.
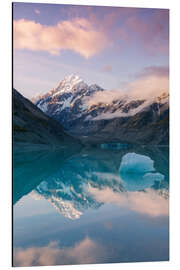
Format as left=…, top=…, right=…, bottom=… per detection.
left=13, top=88, right=81, bottom=152
left=33, top=74, right=104, bottom=130
left=33, top=75, right=169, bottom=145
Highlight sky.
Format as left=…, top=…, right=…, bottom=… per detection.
left=13, top=2, right=169, bottom=99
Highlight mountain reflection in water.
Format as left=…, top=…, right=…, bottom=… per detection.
left=13, top=144, right=169, bottom=266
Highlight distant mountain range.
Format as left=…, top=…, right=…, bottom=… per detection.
left=32, top=74, right=169, bottom=145
left=13, top=88, right=81, bottom=151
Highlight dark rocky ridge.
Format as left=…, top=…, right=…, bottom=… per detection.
left=13, top=89, right=81, bottom=151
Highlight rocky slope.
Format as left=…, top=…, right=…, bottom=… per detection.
left=13, top=88, right=81, bottom=151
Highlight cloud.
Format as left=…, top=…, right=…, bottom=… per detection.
left=14, top=237, right=105, bottom=266
left=13, top=8, right=169, bottom=59
left=84, top=8, right=169, bottom=55
left=83, top=65, right=169, bottom=110
left=128, top=66, right=169, bottom=100
left=84, top=89, right=126, bottom=108
left=102, top=65, right=112, bottom=73
left=128, top=73, right=169, bottom=100
left=35, top=9, right=40, bottom=14
left=137, top=66, right=169, bottom=78
left=88, top=104, right=149, bottom=120
left=13, top=18, right=108, bottom=58
left=126, top=10, right=169, bottom=54
left=88, top=186, right=169, bottom=217
left=98, top=8, right=169, bottom=55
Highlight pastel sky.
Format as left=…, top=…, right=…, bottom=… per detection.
left=13, top=2, right=169, bottom=98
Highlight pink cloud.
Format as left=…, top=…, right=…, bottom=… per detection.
left=102, top=65, right=112, bottom=73
left=93, top=8, right=169, bottom=54
left=129, top=70, right=169, bottom=100
left=13, top=8, right=169, bottom=58
left=35, top=9, right=40, bottom=14
left=13, top=18, right=109, bottom=58
left=126, top=10, right=169, bottom=54
left=137, top=66, right=169, bottom=78
left=84, top=65, right=169, bottom=109
left=84, top=7, right=169, bottom=54
left=14, top=237, right=106, bottom=266
left=89, top=186, right=169, bottom=217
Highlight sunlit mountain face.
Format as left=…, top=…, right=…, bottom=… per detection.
left=13, top=144, right=169, bottom=266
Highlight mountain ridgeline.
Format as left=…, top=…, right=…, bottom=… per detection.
left=32, top=75, right=169, bottom=145
left=13, top=88, right=81, bottom=151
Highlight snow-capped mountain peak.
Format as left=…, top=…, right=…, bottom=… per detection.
left=54, top=74, right=84, bottom=95
left=31, top=74, right=84, bottom=103
left=33, top=74, right=104, bottom=114
left=64, top=74, right=82, bottom=83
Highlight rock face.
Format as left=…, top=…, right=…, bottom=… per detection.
left=13, top=88, right=81, bottom=151
left=33, top=74, right=169, bottom=145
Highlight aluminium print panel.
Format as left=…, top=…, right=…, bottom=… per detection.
left=13, top=2, right=169, bottom=267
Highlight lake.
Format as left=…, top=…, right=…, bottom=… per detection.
left=13, top=144, right=169, bottom=266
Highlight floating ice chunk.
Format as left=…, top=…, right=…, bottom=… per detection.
left=143, top=172, right=164, bottom=182
left=120, top=172, right=164, bottom=191
left=119, top=153, right=155, bottom=174
left=119, top=153, right=164, bottom=191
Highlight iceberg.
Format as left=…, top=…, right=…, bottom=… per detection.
left=119, top=153, right=155, bottom=174
left=119, top=153, right=164, bottom=191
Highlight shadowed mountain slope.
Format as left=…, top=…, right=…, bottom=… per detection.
left=13, top=89, right=81, bottom=152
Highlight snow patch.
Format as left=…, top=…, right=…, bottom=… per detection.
left=37, top=101, right=48, bottom=113
left=61, top=96, right=73, bottom=110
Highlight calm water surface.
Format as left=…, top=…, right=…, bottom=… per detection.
left=13, top=144, right=169, bottom=266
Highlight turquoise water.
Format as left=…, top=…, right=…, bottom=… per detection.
left=13, top=145, right=169, bottom=266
